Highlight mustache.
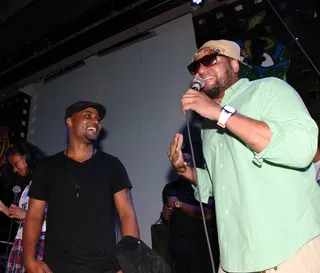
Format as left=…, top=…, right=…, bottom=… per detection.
left=203, top=76, right=214, bottom=81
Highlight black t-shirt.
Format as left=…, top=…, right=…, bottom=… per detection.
left=29, top=150, right=132, bottom=273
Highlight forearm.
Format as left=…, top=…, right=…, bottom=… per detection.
left=23, top=213, right=43, bottom=262
left=120, top=212, right=140, bottom=238
left=225, top=113, right=272, bottom=153
left=0, top=207, right=9, bottom=217
left=180, top=202, right=211, bottom=220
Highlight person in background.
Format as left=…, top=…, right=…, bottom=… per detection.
left=0, top=140, right=47, bottom=273
left=162, top=149, right=219, bottom=273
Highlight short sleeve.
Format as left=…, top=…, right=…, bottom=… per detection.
left=111, top=157, right=132, bottom=194
left=28, top=160, right=51, bottom=201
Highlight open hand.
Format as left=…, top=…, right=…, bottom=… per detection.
left=168, top=134, right=187, bottom=174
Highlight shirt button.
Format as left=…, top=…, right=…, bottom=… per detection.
left=222, top=186, right=225, bottom=191
left=220, top=164, right=223, bottom=168
left=220, top=143, right=223, bottom=147
left=225, top=209, right=229, bottom=214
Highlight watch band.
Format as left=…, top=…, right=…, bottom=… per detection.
left=217, top=105, right=237, bottom=128
left=217, top=109, right=232, bottom=128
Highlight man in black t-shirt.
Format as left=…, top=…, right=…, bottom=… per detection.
left=162, top=178, right=219, bottom=273
left=23, top=101, right=139, bottom=273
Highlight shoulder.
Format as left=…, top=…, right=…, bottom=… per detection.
left=250, top=77, right=296, bottom=94
left=36, top=151, right=65, bottom=170
left=247, top=77, right=301, bottom=103
left=96, top=151, right=127, bottom=171
left=96, top=151, right=118, bottom=161
left=163, top=180, right=181, bottom=193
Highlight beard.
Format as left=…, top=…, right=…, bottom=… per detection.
left=201, top=67, right=235, bottom=99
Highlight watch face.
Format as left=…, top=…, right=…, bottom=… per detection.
left=223, top=105, right=236, bottom=114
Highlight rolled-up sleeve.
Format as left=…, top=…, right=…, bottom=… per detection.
left=253, top=78, right=318, bottom=168
left=192, top=167, right=213, bottom=204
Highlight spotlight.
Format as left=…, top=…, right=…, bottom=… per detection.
left=191, top=0, right=204, bottom=6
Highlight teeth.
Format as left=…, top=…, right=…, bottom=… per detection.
left=87, top=127, right=97, bottom=132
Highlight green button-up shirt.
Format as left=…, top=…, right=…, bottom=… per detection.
left=194, top=77, right=320, bottom=272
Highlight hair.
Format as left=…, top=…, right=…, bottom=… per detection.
left=6, top=139, right=47, bottom=179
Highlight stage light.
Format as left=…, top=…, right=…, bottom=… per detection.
left=192, top=0, right=204, bottom=6
left=234, top=4, right=243, bottom=11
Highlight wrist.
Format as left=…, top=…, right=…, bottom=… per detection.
left=24, top=258, right=37, bottom=265
left=217, top=105, right=237, bottom=128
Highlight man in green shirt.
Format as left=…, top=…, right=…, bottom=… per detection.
left=168, top=40, right=320, bottom=273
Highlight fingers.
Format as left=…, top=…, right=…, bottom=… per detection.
left=42, top=263, right=53, bottom=273
left=186, top=89, right=199, bottom=95
left=168, top=134, right=183, bottom=160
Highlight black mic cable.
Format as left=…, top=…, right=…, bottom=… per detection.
left=186, top=77, right=216, bottom=273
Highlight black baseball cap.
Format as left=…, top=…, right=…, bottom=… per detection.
left=65, top=101, right=106, bottom=120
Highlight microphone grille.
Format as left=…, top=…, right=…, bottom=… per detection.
left=192, top=78, right=205, bottom=89
left=12, top=185, right=21, bottom=194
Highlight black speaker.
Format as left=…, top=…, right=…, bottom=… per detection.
left=151, top=224, right=175, bottom=272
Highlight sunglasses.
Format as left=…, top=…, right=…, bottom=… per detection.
left=187, top=52, right=224, bottom=75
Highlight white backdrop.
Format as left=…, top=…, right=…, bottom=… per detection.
left=22, top=14, right=197, bottom=246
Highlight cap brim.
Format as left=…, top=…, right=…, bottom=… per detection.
left=239, top=60, right=252, bottom=69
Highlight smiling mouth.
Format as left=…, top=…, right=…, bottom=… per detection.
left=87, top=126, right=97, bottom=133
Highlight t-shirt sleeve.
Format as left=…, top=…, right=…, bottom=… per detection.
left=28, top=160, right=51, bottom=201
left=111, top=157, right=132, bottom=194
left=162, top=184, right=170, bottom=204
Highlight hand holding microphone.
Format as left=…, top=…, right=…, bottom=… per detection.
left=181, top=77, right=222, bottom=120
left=8, top=205, right=26, bottom=220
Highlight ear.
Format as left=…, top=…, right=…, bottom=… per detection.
left=22, top=154, right=27, bottom=165
left=66, top=117, right=72, bottom=128
left=230, top=59, right=240, bottom=74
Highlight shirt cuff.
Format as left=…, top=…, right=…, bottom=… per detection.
left=253, top=120, right=283, bottom=166
left=192, top=168, right=213, bottom=204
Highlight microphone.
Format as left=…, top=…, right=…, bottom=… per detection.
left=191, top=78, right=205, bottom=91
left=12, top=185, right=21, bottom=205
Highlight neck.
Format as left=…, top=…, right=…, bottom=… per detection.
left=214, top=77, right=240, bottom=105
left=66, top=140, right=94, bottom=162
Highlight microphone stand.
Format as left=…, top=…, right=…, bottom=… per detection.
left=4, top=216, right=15, bottom=266
left=4, top=185, right=21, bottom=267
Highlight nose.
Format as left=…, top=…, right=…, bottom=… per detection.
left=92, top=118, right=99, bottom=125
left=197, top=63, right=208, bottom=76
